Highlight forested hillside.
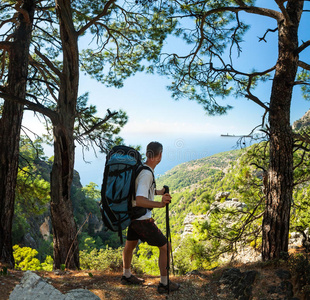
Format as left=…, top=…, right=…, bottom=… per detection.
left=154, top=150, right=243, bottom=234
left=157, top=150, right=241, bottom=192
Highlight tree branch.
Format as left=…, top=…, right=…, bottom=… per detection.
left=293, top=132, right=310, bottom=146
left=293, top=150, right=307, bottom=171
left=202, top=4, right=282, bottom=22
left=75, top=109, right=118, bottom=139
left=0, top=41, right=12, bottom=50
left=77, top=0, right=116, bottom=36
left=29, top=56, right=59, bottom=85
left=209, top=62, right=274, bottom=111
left=244, top=93, right=269, bottom=111
left=258, top=27, right=278, bottom=43
left=0, top=88, right=58, bottom=123
left=244, top=71, right=273, bottom=111
left=32, top=24, right=62, bottom=49
left=295, top=40, right=310, bottom=55
left=29, top=58, right=59, bottom=102
left=34, top=48, right=62, bottom=79
left=298, top=60, right=310, bottom=71
left=15, top=0, right=31, bottom=24
left=275, top=0, right=293, bottom=26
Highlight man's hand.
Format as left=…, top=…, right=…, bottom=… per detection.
left=160, top=193, right=171, bottom=207
left=155, top=187, right=166, bottom=196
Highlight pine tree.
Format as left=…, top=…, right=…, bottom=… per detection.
left=159, top=0, right=310, bottom=260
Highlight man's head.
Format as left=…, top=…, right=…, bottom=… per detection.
left=146, top=142, right=163, bottom=162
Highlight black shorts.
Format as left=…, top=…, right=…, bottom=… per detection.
left=127, top=218, right=167, bottom=247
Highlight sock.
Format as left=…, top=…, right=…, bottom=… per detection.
left=160, top=276, right=168, bottom=286
left=123, top=268, right=131, bottom=278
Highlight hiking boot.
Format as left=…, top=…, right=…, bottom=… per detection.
left=121, top=275, right=145, bottom=285
left=157, top=281, right=180, bottom=294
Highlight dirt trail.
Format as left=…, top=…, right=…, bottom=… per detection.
left=0, top=262, right=304, bottom=300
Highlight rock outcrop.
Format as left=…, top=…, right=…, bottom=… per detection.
left=181, top=192, right=247, bottom=239
left=181, top=190, right=308, bottom=264
left=180, top=192, right=261, bottom=263
left=9, top=271, right=100, bottom=300
left=293, top=109, right=310, bottom=131
left=182, top=212, right=209, bottom=236
left=218, top=268, right=258, bottom=300
left=218, top=268, right=297, bottom=300
left=214, top=191, right=231, bottom=201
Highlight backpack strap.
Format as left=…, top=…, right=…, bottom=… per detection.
left=134, top=165, right=156, bottom=198
left=137, top=165, right=156, bottom=190
left=130, top=165, right=156, bottom=220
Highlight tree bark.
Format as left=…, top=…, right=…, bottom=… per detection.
left=50, top=0, right=80, bottom=269
left=0, top=0, right=35, bottom=268
left=262, top=1, right=303, bottom=260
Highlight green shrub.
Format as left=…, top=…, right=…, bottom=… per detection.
left=13, top=245, right=53, bottom=271
left=132, top=243, right=160, bottom=276
left=173, top=236, right=214, bottom=275
left=13, top=245, right=42, bottom=271
left=41, top=255, right=53, bottom=271
left=80, top=246, right=123, bottom=271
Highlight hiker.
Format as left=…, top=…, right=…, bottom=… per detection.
left=121, top=141, right=180, bottom=294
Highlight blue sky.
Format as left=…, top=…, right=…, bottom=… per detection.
left=22, top=1, right=310, bottom=186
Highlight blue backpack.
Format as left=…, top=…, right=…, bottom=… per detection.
left=100, top=145, right=154, bottom=243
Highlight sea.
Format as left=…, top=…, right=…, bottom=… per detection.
left=73, top=133, right=252, bottom=188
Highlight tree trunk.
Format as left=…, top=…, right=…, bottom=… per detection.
left=50, top=0, right=80, bottom=269
left=50, top=123, right=79, bottom=269
left=262, top=1, right=303, bottom=260
left=0, top=0, right=35, bottom=268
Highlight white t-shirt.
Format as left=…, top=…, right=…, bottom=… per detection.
left=132, top=165, right=155, bottom=220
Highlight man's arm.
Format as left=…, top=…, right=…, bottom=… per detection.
left=136, top=194, right=171, bottom=208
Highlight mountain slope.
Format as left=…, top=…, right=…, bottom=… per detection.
left=157, top=149, right=242, bottom=192
left=154, top=148, right=245, bottom=236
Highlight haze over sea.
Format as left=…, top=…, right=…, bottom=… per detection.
left=74, top=132, right=250, bottom=187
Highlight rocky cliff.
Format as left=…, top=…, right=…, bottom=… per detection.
left=293, top=109, right=310, bottom=130
left=181, top=191, right=307, bottom=264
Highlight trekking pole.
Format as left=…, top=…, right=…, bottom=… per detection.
left=169, top=230, right=175, bottom=276
left=164, top=185, right=170, bottom=294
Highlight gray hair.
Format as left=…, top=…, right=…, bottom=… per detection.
left=146, top=141, right=163, bottom=159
